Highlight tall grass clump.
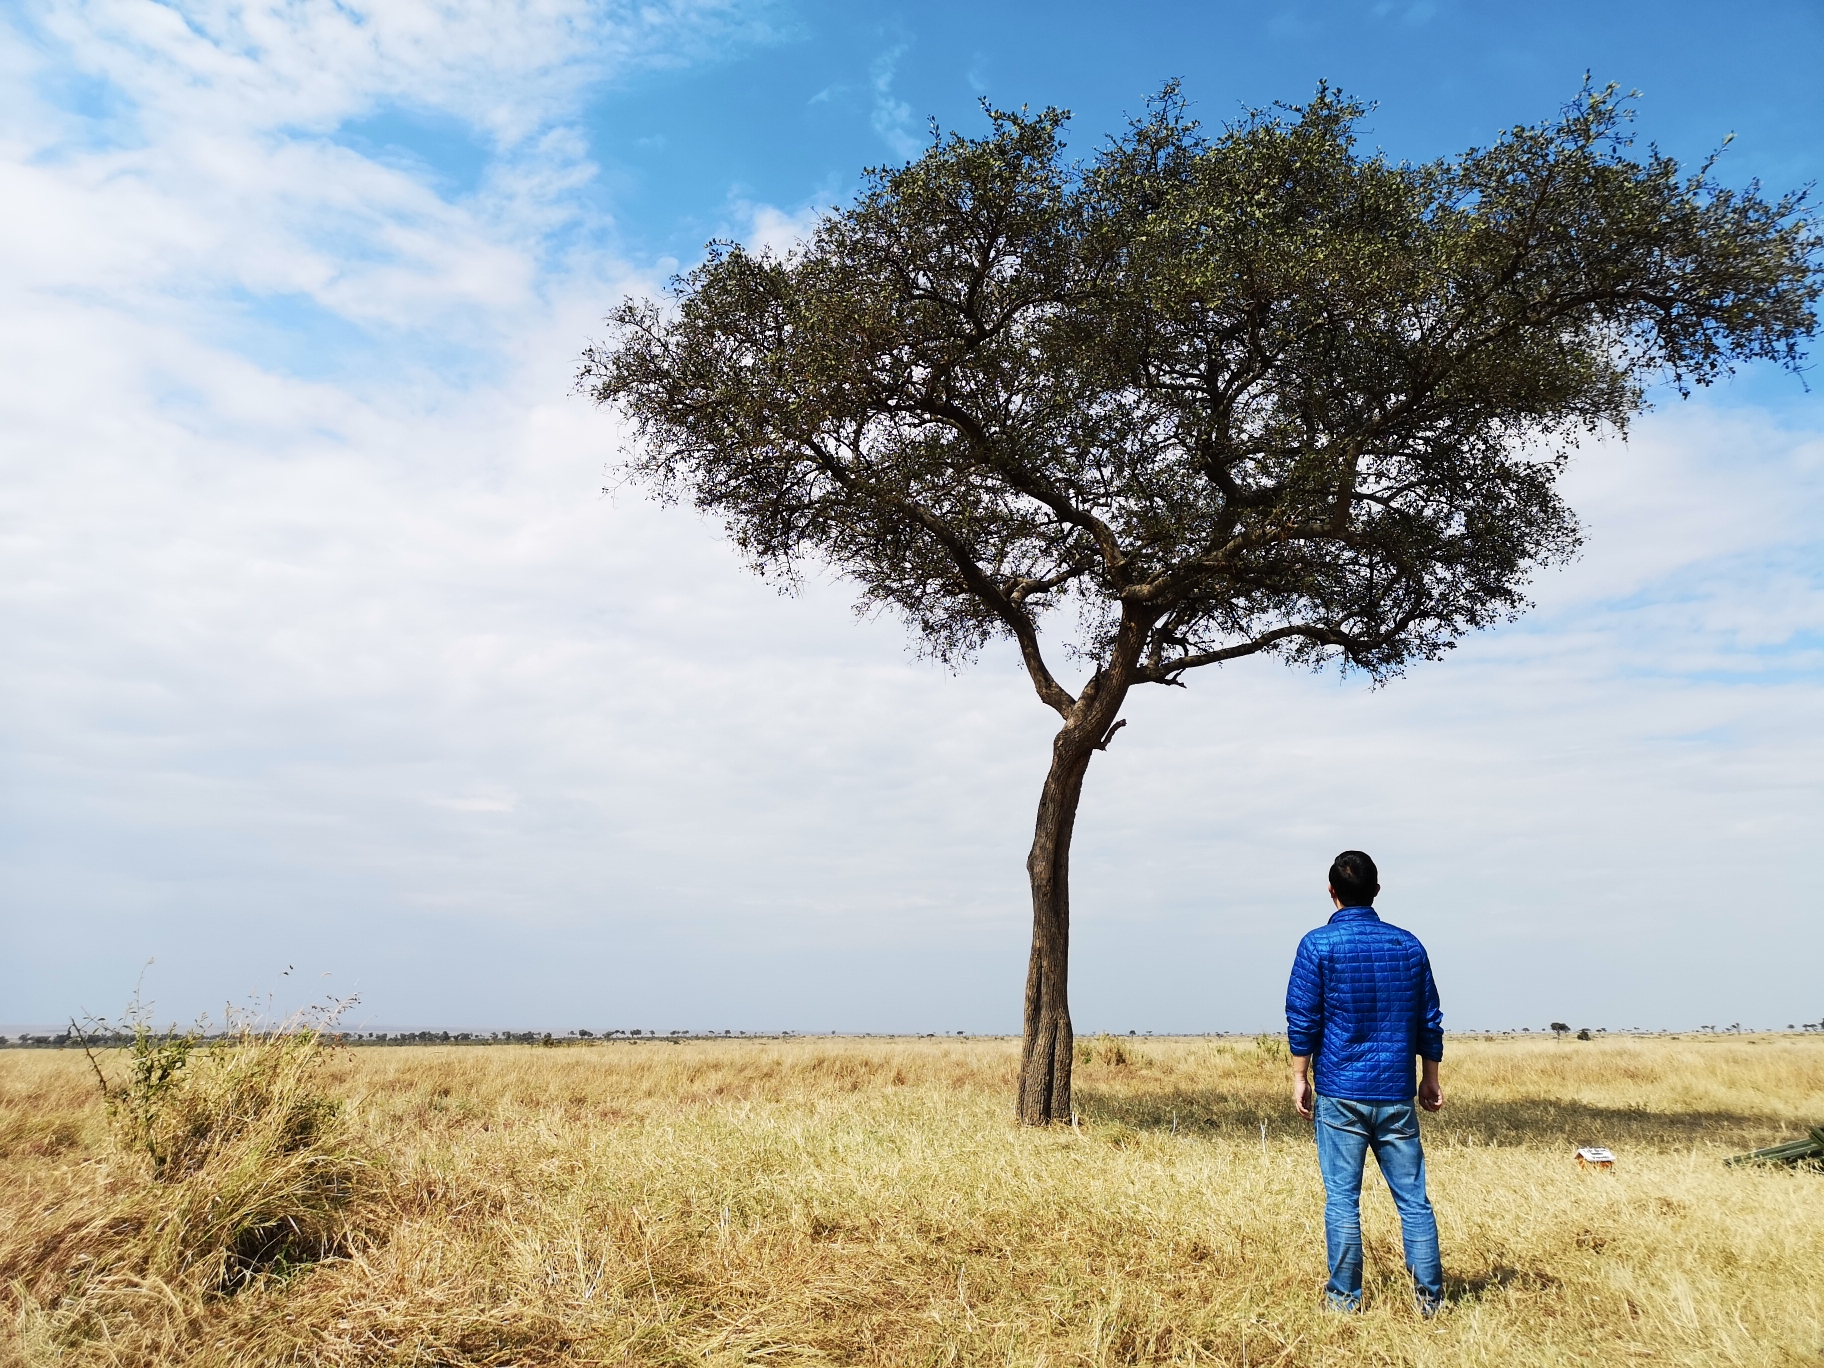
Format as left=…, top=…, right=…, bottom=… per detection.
left=2, top=1003, right=376, bottom=1364
left=98, top=1014, right=368, bottom=1291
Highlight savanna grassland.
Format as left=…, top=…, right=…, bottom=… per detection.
left=3, top=1032, right=1822, bottom=1367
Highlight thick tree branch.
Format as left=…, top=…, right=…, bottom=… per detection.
left=1122, top=517, right=1342, bottom=607
left=896, top=498, right=1078, bottom=716
left=1133, top=624, right=1332, bottom=681
left=1134, top=599, right=1427, bottom=684
left=800, top=436, right=1079, bottom=716
left=1008, top=562, right=1095, bottom=605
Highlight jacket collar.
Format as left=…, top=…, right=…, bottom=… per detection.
left=1327, top=905, right=1380, bottom=925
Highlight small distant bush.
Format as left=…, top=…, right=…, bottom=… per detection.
left=1251, top=1034, right=1290, bottom=1065
left=1077, top=1033, right=1146, bottom=1067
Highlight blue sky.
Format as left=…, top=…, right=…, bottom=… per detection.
left=2, top=0, right=1821, bottom=1036
left=579, top=0, right=1823, bottom=263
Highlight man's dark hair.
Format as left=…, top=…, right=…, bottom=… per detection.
left=1329, top=850, right=1379, bottom=907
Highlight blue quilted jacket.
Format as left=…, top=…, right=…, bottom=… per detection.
left=1285, top=906, right=1443, bottom=1102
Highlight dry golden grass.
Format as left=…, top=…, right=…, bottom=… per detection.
left=4, top=1032, right=1823, bottom=1366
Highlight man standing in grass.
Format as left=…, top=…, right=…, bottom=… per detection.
left=1286, top=850, right=1445, bottom=1314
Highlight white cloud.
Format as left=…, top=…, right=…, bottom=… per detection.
left=5, top=0, right=776, bottom=351
left=735, top=197, right=824, bottom=257
left=36, top=0, right=757, bottom=140
left=868, top=42, right=922, bottom=161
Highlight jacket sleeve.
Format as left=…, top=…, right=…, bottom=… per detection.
left=1285, top=934, right=1323, bottom=1057
left=1418, top=950, right=1444, bottom=1062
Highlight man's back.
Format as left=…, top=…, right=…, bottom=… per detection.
left=1286, top=906, right=1442, bottom=1102
left=1286, top=851, right=1446, bottom=1314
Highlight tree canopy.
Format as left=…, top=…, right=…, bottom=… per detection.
left=585, top=85, right=1815, bottom=701
left=581, top=84, right=1819, bottom=1122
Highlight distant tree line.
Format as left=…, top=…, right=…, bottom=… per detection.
left=0, top=1028, right=817, bottom=1048
left=5, top=1023, right=1818, bottom=1048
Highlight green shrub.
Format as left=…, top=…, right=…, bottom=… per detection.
left=95, top=1017, right=199, bottom=1174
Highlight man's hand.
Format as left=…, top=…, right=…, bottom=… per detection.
left=1291, top=1054, right=1314, bottom=1121
left=1418, top=1057, right=1444, bottom=1113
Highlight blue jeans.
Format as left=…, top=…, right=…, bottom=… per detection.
left=1314, top=1094, right=1443, bottom=1310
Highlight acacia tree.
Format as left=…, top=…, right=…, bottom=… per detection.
left=580, top=85, right=1818, bottom=1124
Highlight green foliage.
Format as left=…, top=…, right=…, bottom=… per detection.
left=581, top=82, right=1819, bottom=696
left=95, top=1015, right=201, bottom=1175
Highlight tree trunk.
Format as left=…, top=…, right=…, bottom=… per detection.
left=1016, top=727, right=1098, bottom=1125
left=1016, top=615, right=1148, bottom=1126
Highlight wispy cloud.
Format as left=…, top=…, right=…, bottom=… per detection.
left=868, top=43, right=923, bottom=161
left=1370, top=0, right=1440, bottom=23
left=6, top=0, right=773, bottom=357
